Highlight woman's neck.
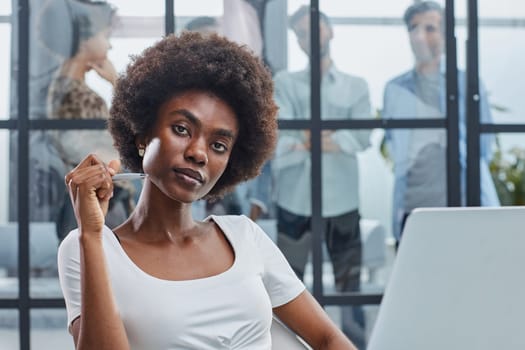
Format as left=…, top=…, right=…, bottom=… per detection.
left=59, top=57, right=89, bottom=81
left=121, top=181, right=202, bottom=243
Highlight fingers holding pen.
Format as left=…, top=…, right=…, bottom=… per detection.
left=64, top=154, right=118, bottom=235
left=65, top=154, right=116, bottom=202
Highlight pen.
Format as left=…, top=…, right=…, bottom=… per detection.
left=112, top=173, right=146, bottom=182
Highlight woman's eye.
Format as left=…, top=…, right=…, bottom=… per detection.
left=212, top=142, right=227, bottom=153
left=172, top=125, right=188, bottom=135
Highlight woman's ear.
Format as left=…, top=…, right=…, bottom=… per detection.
left=135, top=136, right=148, bottom=157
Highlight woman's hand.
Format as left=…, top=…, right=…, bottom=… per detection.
left=65, top=154, right=120, bottom=238
left=88, top=59, right=118, bottom=86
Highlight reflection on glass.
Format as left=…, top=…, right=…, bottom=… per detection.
left=382, top=2, right=499, bottom=244
left=31, top=309, right=71, bottom=350
left=0, top=24, right=10, bottom=120
left=0, top=310, right=18, bottom=350
left=487, top=133, right=525, bottom=206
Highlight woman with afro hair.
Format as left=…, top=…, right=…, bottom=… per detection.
left=57, top=32, right=356, bottom=350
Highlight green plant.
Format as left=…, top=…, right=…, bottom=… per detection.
left=489, top=145, right=525, bottom=205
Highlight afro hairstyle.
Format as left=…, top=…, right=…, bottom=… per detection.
left=108, top=32, right=278, bottom=199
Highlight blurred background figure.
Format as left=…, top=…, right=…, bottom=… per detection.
left=382, top=1, right=499, bottom=245
left=46, top=1, right=117, bottom=119
left=39, top=0, right=134, bottom=241
left=272, top=5, right=372, bottom=348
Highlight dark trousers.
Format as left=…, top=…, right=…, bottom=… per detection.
left=276, top=207, right=366, bottom=348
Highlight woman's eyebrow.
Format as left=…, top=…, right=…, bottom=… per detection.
left=169, top=109, right=236, bottom=139
left=170, top=109, right=201, bottom=126
left=215, top=129, right=236, bottom=140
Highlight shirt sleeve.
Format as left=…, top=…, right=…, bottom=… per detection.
left=57, top=229, right=82, bottom=332
left=250, top=218, right=305, bottom=308
left=272, top=72, right=310, bottom=171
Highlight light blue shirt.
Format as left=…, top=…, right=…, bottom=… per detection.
left=383, top=63, right=500, bottom=239
left=243, top=161, right=273, bottom=216
left=273, top=65, right=372, bottom=217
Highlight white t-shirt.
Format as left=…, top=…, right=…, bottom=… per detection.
left=57, top=215, right=305, bottom=350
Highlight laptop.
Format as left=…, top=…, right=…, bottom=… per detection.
left=368, top=207, right=525, bottom=350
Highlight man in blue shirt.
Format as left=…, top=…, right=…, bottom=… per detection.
left=383, top=1, right=500, bottom=242
left=273, top=6, right=372, bottom=348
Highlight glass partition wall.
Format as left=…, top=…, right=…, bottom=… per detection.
left=2, top=0, right=524, bottom=348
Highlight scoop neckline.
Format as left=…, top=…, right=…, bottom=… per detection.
left=105, top=215, right=238, bottom=285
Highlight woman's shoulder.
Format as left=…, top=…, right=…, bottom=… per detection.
left=209, top=215, right=258, bottom=240
left=210, top=214, right=252, bottom=225
left=210, top=214, right=272, bottom=249
left=210, top=214, right=253, bottom=233
left=57, top=226, right=116, bottom=260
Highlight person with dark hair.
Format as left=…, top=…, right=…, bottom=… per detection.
left=57, top=32, right=357, bottom=349
left=272, top=5, right=371, bottom=348
left=383, top=1, right=499, bottom=243
left=46, top=0, right=118, bottom=119
left=42, top=0, right=134, bottom=241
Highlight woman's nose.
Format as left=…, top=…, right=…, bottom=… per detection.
left=184, top=138, right=208, bottom=165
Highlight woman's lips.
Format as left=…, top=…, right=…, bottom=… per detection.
left=173, top=167, right=204, bottom=184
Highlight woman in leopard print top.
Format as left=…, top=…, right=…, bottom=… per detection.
left=46, top=0, right=117, bottom=166
left=45, top=1, right=134, bottom=239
